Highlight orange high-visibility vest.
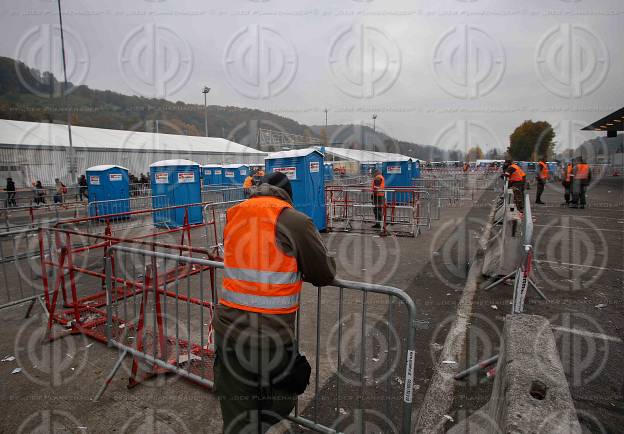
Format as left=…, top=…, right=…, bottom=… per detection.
left=221, top=196, right=302, bottom=314
left=508, top=164, right=525, bottom=182
left=538, top=161, right=549, bottom=180
left=575, top=163, right=589, bottom=180
left=565, top=164, right=573, bottom=182
left=372, top=174, right=385, bottom=196
left=243, top=176, right=253, bottom=189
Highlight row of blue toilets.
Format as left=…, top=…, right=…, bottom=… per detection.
left=86, top=152, right=420, bottom=230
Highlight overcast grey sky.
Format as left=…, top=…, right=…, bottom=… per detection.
left=1, top=0, right=622, bottom=153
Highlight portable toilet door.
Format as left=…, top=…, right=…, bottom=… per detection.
left=150, top=159, right=202, bottom=227
left=86, top=165, right=130, bottom=218
left=412, top=160, right=421, bottom=179
left=202, top=165, right=217, bottom=186
left=211, top=165, right=224, bottom=185
left=222, top=164, right=249, bottom=186
left=265, top=149, right=326, bottom=231
left=382, top=159, right=411, bottom=187
left=324, top=163, right=334, bottom=182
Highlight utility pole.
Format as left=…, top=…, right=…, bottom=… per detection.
left=324, top=108, right=328, bottom=129
left=57, top=0, right=76, bottom=186
left=372, top=114, right=378, bottom=153
left=202, top=86, right=210, bottom=136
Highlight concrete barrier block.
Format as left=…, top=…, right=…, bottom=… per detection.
left=449, top=314, right=581, bottom=434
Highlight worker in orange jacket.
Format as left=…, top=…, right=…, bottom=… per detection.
left=535, top=159, right=549, bottom=204
left=502, top=160, right=526, bottom=211
left=561, top=162, right=574, bottom=205
left=570, top=156, right=591, bottom=208
left=242, top=172, right=254, bottom=197
left=371, top=169, right=385, bottom=229
left=213, top=172, right=336, bottom=433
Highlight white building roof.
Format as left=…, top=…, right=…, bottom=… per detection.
left=320, top=146, right=412, bottom=163
left=222, top=163, right=249, bottom=168
left=150, top=159, right=199, bottom=167
left=86, top=164, right=128, bottom=172
left=0, top=119, right=266, bottom=155
left=265, top=149, right=323, bottom=160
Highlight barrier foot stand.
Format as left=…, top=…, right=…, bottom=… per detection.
left=483, top=270, right=516, bottom=291
left=528, top=278, right=548, bottom=301
left=94, top=348, right=128, bottom=402
left=454, top=354, right=499, bottom=381
left=37, top=296, right=49, bottom=320
left=24, top=297, right=39, bottom=319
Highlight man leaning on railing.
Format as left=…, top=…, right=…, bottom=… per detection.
left=212, top=171, right=336, bottom=433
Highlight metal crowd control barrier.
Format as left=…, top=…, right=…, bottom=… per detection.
left=327, top=175, right=370, bottom=187
left=0, top=202, right=84, bottom=232
left=201, top=186, right=247, bottom=204
left=95, top=245, right=418, bottom=434
left=87, top=195, right=169, bottom=219
left=0, top=227, right=52, bottom=312
left=326, top=186, right=432, bottom=237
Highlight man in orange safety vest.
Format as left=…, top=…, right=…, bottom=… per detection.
left=535, top=159, right=549, bottom=205
left=371, top=169, right=385, bottom=229
left=213, top=171, right=336, bottom=433
left=570, top=156, right=591, bottom=209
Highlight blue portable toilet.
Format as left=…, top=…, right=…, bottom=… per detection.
left=86, top=165, right=130, bottom=217
left=382, top=158, right=412, bottom=187
left=324, top=163, right=334, bottom=182
left=202, top=164, right=224, bottom=186
left=222, top=164, right=249, bottom=186
left=150, top=159, right=202, bottom=227
left=265, top=149, right=326, bottom=231
left=412, top=160, right=421, bottom=179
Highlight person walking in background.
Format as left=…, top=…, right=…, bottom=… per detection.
left=371, top=169, right=385, bottom=229
left=78, top=175, right=88, bottom=201
left=33, top=181, right=46, bottom=205
left=213, top=171, right=335, bottom=433
left=570, top=156, right=591, bottom=209
left=5, top=177, right=17, bottom=207
left=242, top=171, right=254, bottom=197
left=54, top=178, right=65, bottom=204
left=561, top=161, right=573, bottom=206
left=535, top=159, right=549, bottom=204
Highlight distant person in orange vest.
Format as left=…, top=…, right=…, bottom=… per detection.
left=535, top=159, right=549, bottom=205
left=561, top=162, right=574, bottom=206
left=213, top=171, right=336, bottom=433
left=371, top=169, right=385, bottom=229
left=570, top=156, right=591, bottom=209
left=253, top=169, right=265, bottom=186
left=502, top=160, right=526, bottom=211
left=463, top=162, right=469, bottom=172
left=242, top=172, right=254, bottom=197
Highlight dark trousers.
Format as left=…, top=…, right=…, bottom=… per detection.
left=214, top=331, right=296, bottom=434
left=563, top=183, right=571, bottom=204
left=571, top=181, right=587, bottom=206
left=509, top=181, right=524, bottom=211
left=535, top=179, right=545, bottom=203
left=6, top=192, right=16, bottom=207
left=372, top=195, right=385, bottom=225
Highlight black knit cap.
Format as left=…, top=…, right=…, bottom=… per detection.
left=263, top=171, right=293, bottom=200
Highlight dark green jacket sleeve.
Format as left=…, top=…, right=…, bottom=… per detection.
left=276, top=208, right=336, bottom=287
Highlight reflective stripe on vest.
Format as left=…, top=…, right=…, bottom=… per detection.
left=222, top=195, right=302, bottom=314
left=575, top=163, right=589, bottom=180
left=224, top=267, right=301, bottom=285
left=220, top=288, right=300, bottom=310
left=508, top=164, right=525, bottom=182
